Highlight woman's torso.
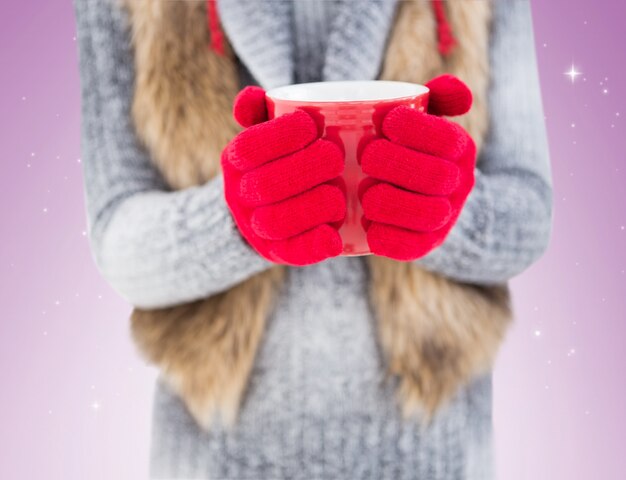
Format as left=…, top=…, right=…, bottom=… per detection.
left=150, top=257, right=493, bottom=479
left=120, top=1, right=493, bottom=478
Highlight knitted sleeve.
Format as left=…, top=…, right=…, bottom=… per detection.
left=416, top=0, right=553, bottom=284
left=74, top=0, right=272, bottom=309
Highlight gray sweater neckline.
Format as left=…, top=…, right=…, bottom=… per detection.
left=216, top=0, right=399, bottom=88
left=292, top=0, right=337, bottom=83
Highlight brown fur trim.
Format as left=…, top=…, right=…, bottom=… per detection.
left=370, top=0, right=509, bottom=419
left=123, top=0, right=240, bottom=188
left=367, top=257, right=511, bottom=419
left=121, top=0, right=512, bottom=429
left=131, top=268, right=285, bottom=428
left=123, top=0, right=286, bottom=428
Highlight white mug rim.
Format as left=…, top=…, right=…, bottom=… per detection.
left=266, top=80, right=429, bottom=104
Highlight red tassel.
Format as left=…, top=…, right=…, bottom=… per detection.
left=431, top=0, right=457, bottom=57
left=207, top=0, right=225, bottom=56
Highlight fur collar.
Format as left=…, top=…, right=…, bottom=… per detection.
left=123, top=0, right=512, bottom=430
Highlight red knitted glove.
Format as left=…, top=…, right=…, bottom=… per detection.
left=221, top=86, right=346, bottom=266
left=359, top=75, right=476, bottom=261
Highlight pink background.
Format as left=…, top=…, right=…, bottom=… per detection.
left=1, top=1, right=624, bottom=479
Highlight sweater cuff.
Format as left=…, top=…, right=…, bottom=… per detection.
left=414, top=170, right=495, bottom=280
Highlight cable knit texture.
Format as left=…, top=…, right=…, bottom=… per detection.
left=74, top=0, right=551, bottom=478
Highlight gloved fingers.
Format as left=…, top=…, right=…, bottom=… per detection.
left=239, top=139, right=344, bottom=207
left=361, top=183, right=452, bottom=232
left=267, top=224, right=343, bottom=265
left=425, top=74, right=473, bottom=117
left=233, top=86, right=269, bottom=128
left=228, top=110, right=319, bottom=171
left=357, top=176, right=380, bottom=204
left=366, top=222, right=445, bottom=261
left=251, top=184, right=346, bottom=240
left=382, top=106, right=469, bottom=161
left=362, top=183, right=452, bottom=232
left=360, top=138, right=461, bottom=196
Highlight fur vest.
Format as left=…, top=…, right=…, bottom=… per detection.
left=122, top=0, right=512, bottom=430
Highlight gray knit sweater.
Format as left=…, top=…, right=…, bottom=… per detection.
left=74, top=1, right=552, bottom=478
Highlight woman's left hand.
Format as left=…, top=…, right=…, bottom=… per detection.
left=359, top=74, right=477, bottom=261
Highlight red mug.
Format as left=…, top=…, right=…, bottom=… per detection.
left=266, top=81, right=429, bottom=256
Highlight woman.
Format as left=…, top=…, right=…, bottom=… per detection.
left=74, top=0, right=552, bottom=478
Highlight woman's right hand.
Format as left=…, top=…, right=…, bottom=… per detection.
left=221, top=87, right=346, bottom=266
